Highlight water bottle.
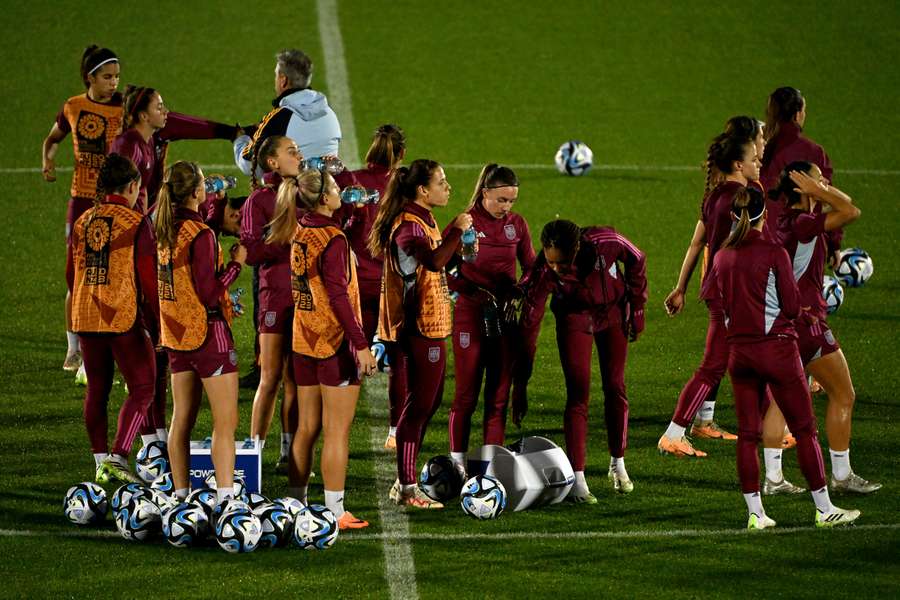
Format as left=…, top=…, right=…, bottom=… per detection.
left=340, top=187, right=380, bottom=205
left=370, top=335, right=390, bottom=373
left=301, top=156, right=345, bottom=175
left=229, top=287, right=245, bottom=316
left=461, top=227, right=478, bottom=263
left=204, top=175, right=237, bottom=195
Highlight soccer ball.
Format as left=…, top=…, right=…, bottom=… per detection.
left=822, top=275, right=844, bottom=315
left=63, top=482, right=108, bottom=526
left=135, top=441, right=169, bottom=484
left=215, top=510, right=262, bottom=553
left=110, top=483, right=150, bottom=514
left=257, top=505, right=294, bottom=549
left=162, top=502, right=210, bottom=548
left=245, top=492, right=271, bottom=511
left=213, top=498, right=252, bottom=525
left=555, top=140, right=593, bottom=176
left=460, top=475, right=507, bottom=520
left=274, top=497, right=305, bottom=517
left=185, top=487, right=218, bottom=520
left=419, top=455, right=464, bottom=502
left=292, top=504, right=338, bottom=550
left=833, top=248, right=873, bottom=287
left=114, top=495, right=161, bottom=541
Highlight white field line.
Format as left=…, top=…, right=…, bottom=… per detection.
left=318, top=0, right=360, bottom=170
left=364, top=372, right=419, bottom=600
left=14, top=164, right=900, bottom=176
left=2, top=522, right=896, bottom=542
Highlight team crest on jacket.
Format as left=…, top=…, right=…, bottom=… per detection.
left=459, top=332, right=470, bottom=349
left=428, top=346, right=441, bottom=363
left=229, top=350, right=238, bottom=366
left=264, top=311, right=276, bottom=327
left=504, top=223, right=516, bottom=240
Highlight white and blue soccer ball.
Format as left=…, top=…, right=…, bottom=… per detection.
left=274, top=497, right=305, bottom=517
left=460, top=475, right=507, bottom=520
left=822, top=275, right=844, bottom=315
left=110, top=482, right=149, bottom=514
left=292, top=504, right=338, bottom=550
left=215, top=510, right=262, bottom=553
left=161, top=502, right=209, bottom=548
left=245, top=492, right=271, bottom=511
left=185, top=487, right=218, bottom=520
left=833, top=248, right=873, bottom=288
left=419, top=455, right=464, bottom=502
left=555, top=140, right=593, bottom=176
left=257, top=505, right=294, bottom=549
left=63, top=482, right=108, bottom=526
left=135, top=441, right=170, bottom=484
left=114, top=495, right=161, bottom=541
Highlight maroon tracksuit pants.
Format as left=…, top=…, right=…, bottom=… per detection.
left=79, top=327, right=156, bottom=456
left=396, top=335, right=446, bottom=484
left=556, top=320, right=629, bottom=471
left=140, top=350, right=169, bottom=434
left=671, top=299, right=727, bottom=427
left=448, top=305, right=514, bottom=451
left=729, top=337, right=826, bottom=493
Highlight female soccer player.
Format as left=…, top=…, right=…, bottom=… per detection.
left=659, top=132, right=760, bottom=457
left=763, top=163, right=879, bottom=494
left=367, top=159, right=472, bottom=508
left=42, top=45, right=122, bottom=373
left=156, top=161, right=246, bottom=503
left=515, top=219, right=646, bottom=501
left=68, top=153, right=156, bottom=484
left=267, top=168, right=377, bottom=529
left=446, top=164, right=535, bottom=472
left=241, top=135, right=302, bottom=469
left=111, top=85, right=239, bottom=215
left=335, top=124, right=407, bottom=450
left=707, top=185, right=859, bottom=528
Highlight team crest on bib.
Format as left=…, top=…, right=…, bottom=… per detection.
left=460, top=332, right=470, bottom=349
left=428, top=346, right=441, bottom=363
left=504, top=224, right=516, bottom=240
left=264, top=311, right=276, bottom=327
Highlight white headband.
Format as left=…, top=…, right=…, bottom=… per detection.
left=89, top=57, right=118, bottom=75
left=732, top=203, right=765, bottom=222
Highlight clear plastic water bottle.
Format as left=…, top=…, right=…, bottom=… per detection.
left=461, top=227, right=478, bottom=263
left=301, top=156, right=345, bottom=175
left=340, top=188, right=380, bottom=205
left=370, top=335, right=390, bottom=373
left=204, top=175, right=237, bottom=195
left=229, top=287, right=245, bottom=316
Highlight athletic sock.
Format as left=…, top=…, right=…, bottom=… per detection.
left=610, top=456, right=628, bottom=478
left=743, top=491, right=764, bottom=517
left=572, top=470, right=590, bottom=494
left=93, top=453, right=108, bottom=468
left=401, top=483, right=417, bottom=496
left=141, top=434, right=158, bottom=446
left=664, top=422, right=686, bottom=440
left=763, top=448, right=783, bottom=482
left=450, top=452, right=466, bottom=470
left=174, top=488, right=189, bottom=501
left=829, top=448, right=851, bottom=480
left=280, top=433, right=293, bottom=459
left=288, top=486, right=308, bottom=504
left=812, top=486, right=834, bottom=513
left=109, top=453, right=129, bottom=466
left=216, top=486, right=236, bottom=504
left=155, top=429, right=168, bottom=443
left=388, top=426, right=397, bottom=438
left=324, top=489, right=345, bottom=518
left=66, top=331, right=80, bottom=354
left=697, top=400, right=716, bottom=424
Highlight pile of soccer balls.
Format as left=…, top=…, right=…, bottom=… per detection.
left=63, top=441, right=338, bottom=553
left=419, top=455, right=507, bottom=520
left=822, top=247, right=874, bottom=314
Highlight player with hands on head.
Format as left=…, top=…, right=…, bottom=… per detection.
left=67, top=153, right=157, bottom=485
left=760, top=162, right=879, bottom=494
left=706, top=184, right=860, bottom=529
left=155, top=161, right=246, bottom=505
left=267, top=168, right=376, bottom=529
left=43, top=45, right=122, bottom=375
left=368, top=159, right=470, bottom=509
left=514, top=218, right=647, bottom=501
left=445, top=164, right=535, bottom=475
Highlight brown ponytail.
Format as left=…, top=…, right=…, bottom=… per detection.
left=95, top=153, right=139, bottom=204
left=266, top=170, right=337, bottom=245
left=155, top=161, right=202, bottom=249
left=364, top=124, right=406, bottom=168
left=367, top=159, right=440, bottom=257
left=722, top=187, right=765, bottom=249
left=250, top=135, right=289, bottom=191
left=466, top=163, right=519, bottom=211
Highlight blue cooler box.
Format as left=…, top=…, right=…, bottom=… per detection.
left=189, top=438, right=262, bottom=493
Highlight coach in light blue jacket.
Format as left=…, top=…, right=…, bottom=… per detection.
left=234, top=49, right=342, bottom=175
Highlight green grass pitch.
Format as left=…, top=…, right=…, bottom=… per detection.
left=1, top=1, right=899, bottom=597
